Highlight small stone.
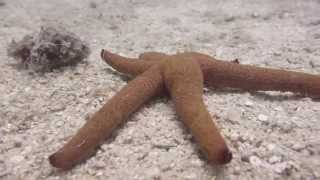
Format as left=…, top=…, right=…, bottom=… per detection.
left=122, top=135, right=133, bottom=144
left=55, top=120, right=64, bottom=127
left=14, top=141, right=22, bottom=148
left=22, top=146, right=33, bottom=155
left=76, top=174, right=99, bottom=180
left=302, top=149, right=312, bottom=156
left=152, top=139, right=176, bottom=150
left=249, top=155, right=262, bottom=166
left=226, top=110, right=241, bottom=123
left=51, top=104, right=66, bottom=112
left=215, top=47, right=223, bottom=57
left=244, top=100, right=253, bottom=106
left=274, top=106, right=283, bottom=111
left=268, top=155, right=282, bottom=164
left=279, top=122, right=294, bottom=133
left=258, top=114, right=268, bottom=122
left=24, top=87, right=31, bottom=92
left=279, top=12, right=289, bottom=19
left=229, top=132, right=240, bottom=141
left=267, top=143, right=276, bottom=151
left=224, top=16, right=235, bottom=22
left=273, top=162, right=291, bottom=175
left=146, top=167, right=161, bottom=179
left=241, top=155, right=250, bottom=163
left=251, top=12, right=259, bottom=18
left=184, top=172, right=198, bottom=180
left=233, top=166, right=241, bottom=175
left=10, top=155, right=24, bottom=164
left=291, top=143, right=306, bottom=152
left=190, top=159, right=203, bottom=167
left=273, top=52, right=282, bottom=56
left=96, top=171, right=103, bottom=176
left=309, top=60, right=320, bottom=68
left=210, top=176, right=217, bottom=180
left=93, top=160, right=106, bottom=169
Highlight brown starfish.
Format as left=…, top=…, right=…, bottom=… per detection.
left=49, top=50, right=320, bottom=169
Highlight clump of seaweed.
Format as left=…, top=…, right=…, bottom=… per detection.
left=7, top=26, right=90, bottom=73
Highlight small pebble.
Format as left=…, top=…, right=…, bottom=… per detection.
left=267, top=143, right=276, bottom=151
left=215, top=47, right=223, bottom=57
left=302, top=149, right=312, bottom=156
left=249, top=156, right=262, bottom=166
left=251, top=12, right=260, bottom=18
left=241, top=155, right=250, bottom=162
left=279, top=12, right=289, bottom=19
left=184, top=172, right=198, bottom=180
left=14, top=141, right=22, bottom=148
left=224, top=16, right=235, bottom=22
left=244, top=100, right=254, bottom=106
left=122, top=135, right=133, bottom=144
left=226, top=110, right=241, bottom=123
left=268, top=155, right=282, bottom=164
left=76, top=174, right=99, bottom=180
left=211, top=177, right=217, bottom=180
left=233, top=166, right=241, bottom=175
left=310, top=60, right=320, bottom=68
left=51, top=104, right=66, bottom=112
left=146, top=167, right=161, bottom=179
left=229, top=132, right=240, bottom=141
left=258, top=114, right=268, bottom=122
left=291, top=143, right=306, bottom=152
left=190, top=159, right=203, bottom=167
left=93, top=160, right=106, bottom=169
left=10, top=155, right=24, bottom=164
left=273, top=52, right=282, bottom=56
left=22, top=146, right=33, bottom=155
left=274, top=106, right=284, bottom=111
left=273, top=162, right=291, bottom=174
left=55, top=120, right=64, bottom=127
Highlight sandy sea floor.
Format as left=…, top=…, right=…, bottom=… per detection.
left=0, top=0, right=320, bottom=179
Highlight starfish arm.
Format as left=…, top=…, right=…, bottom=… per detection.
left=101, top=49, right=154, bottom=76
left=102, top=50, right=320, bottom=97
left=200, top=59, right=320, bottom=98
left=49, top=66, right=164, bottom=169
left=163, top=57, right=232, bottom=164
left=173, top=52, right=320, bottom=98
left=139, top=52, right=168, bottom=62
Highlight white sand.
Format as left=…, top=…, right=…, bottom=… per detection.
left=0, top=0, right=319, bottom=179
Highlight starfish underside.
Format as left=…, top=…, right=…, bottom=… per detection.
left=49, top=50, right=320, bottom=169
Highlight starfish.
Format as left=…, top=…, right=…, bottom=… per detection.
left=49, top=50, right=320, bottom=169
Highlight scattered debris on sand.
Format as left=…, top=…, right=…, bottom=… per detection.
left=7, top=26, right=90, bottom=73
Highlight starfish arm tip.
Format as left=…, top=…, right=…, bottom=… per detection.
left=48, top=152, right=74, bottom=170
left=220, top=148, right=233, bottom=164
left=48, top=153, right=62, bottom=169
left=206, top=147, right=232, bottom=165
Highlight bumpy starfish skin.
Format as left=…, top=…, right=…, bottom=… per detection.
left=104, top=50, right=320, bottom=98
left=50, top=49, right=320, bottom=169
left=49, top=66, right=164, bottom=169
left=163, top=56, right=232, bottom=164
